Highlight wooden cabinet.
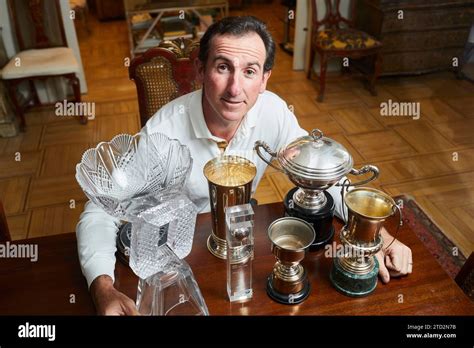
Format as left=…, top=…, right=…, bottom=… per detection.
left=355, top=0, right=474, bottom=75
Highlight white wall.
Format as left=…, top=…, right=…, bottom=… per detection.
left=0, top=0, right=16, bottom=57
left=293, top=0, right=308, bottom=70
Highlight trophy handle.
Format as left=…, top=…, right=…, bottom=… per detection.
left=254, top=141, right=283, bottom=172
left=346, top=165, right=380, bottom=186
left=339, top=178, right=351, bottom=223
left=384, top=203, right=403, bottom=250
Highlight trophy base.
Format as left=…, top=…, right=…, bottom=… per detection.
left=207, top=234, right=227, bottom=260
left=284, top=187, right=335, bottom=251
left=266, top=275, right=311, bottom=305
left=330, top=257, right=379, bottom=297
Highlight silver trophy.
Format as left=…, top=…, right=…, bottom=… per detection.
left=76, top=132, right=209, bottom=315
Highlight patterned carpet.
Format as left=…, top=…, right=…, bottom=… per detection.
left=396, top=195, right=467, bottom=279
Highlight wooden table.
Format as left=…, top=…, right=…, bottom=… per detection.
left=0, top=203, right=472, bottom=315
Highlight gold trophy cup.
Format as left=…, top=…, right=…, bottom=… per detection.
left=330, top=187, right=402, bottom=296
left=204, top=155, right=256, bottom=259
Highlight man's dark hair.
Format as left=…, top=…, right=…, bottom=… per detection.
left=199, top=16, right=275, bottom=72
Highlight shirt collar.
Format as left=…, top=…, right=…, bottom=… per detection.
left=189, top=88, right=260, bottom=141
left=189, top=89, right=215, bottom=140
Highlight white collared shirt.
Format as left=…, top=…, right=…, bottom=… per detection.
left=76, top=89, right=344, bottom=287
left=142, top=89, right=308, bottom=212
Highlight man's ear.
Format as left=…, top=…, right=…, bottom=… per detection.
left=195, top=59, right=205, bottom=84
left=259, top=70, right=272, bottom=93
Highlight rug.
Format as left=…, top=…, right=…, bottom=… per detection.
left=395, top=195, right=467, bottom=279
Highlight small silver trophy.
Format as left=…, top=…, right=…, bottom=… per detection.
left=76, top=132, right=209, bottom=315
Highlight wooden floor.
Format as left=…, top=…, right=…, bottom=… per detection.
left=1, top=2, right=473, bottom=258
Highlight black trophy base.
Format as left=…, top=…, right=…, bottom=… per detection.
left=284, top=187, right=335, bottom=251
left=266, top=276, right=311, bottom=305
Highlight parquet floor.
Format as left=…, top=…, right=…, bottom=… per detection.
left=1, top=2, right=473, bottom=258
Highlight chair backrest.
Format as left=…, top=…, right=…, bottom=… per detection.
left=310, top=0, right=356, bottom=31
left=0, top=200, right=11, bottom=242
left=8, top=0, right=67, bottom=51
left=129, top=38, right=201, bottom=128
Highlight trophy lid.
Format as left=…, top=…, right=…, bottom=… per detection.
left=279, top=129, right=353, bottom=181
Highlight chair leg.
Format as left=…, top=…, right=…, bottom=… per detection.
left=307, top=47, right=316, bottom=79
left=7, top=80, right=26, bottom=132
left=29, top=79, right=41, bottom=105
left=368, top=52, right=382, bottom=96
left=67, top=74, right=87, bottom=125
left=317, top=53, right=328, bottom=102
left=81, top=8, right=91, bottom=35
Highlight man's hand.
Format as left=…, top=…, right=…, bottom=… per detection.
left=375, top=228, right=413, bottom=283
left=90, top=275, right=139, bottom=315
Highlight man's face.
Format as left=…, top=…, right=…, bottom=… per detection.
left=198, top=33, right=271, bottom=125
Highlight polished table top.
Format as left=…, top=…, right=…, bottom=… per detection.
left=0, top=202, right=472, bottom=315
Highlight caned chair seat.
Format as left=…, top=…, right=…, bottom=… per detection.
left=1, top=47, right=80, bottom=79
left=316, top=28, right=381, bottom=51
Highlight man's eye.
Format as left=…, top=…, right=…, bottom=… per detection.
left=217, top=64, right=229, bottom=72
left=245, top=69, right=256, bottom=77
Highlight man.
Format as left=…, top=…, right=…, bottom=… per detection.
left=76, top=16, right=412, bottom=315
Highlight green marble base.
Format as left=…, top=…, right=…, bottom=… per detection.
left=329, top=257, right=379, bottom=297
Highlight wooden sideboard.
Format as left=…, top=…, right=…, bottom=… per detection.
left=355, top=0, right=474, bottom=75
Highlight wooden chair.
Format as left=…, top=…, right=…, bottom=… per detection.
left=1, top=0, right=87, bottom=131
left=129, top=38, right=201, bottom=128
left=0, top=200, right=12, bottom=243
left=455, top=252, right=474, bottom=300
left=307, top=0, right=383, bottom=102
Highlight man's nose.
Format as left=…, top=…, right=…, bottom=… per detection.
left=226, top=72, right=242, bottom=97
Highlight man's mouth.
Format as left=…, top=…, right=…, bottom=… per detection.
left=221, top=98, right=244, bottom=105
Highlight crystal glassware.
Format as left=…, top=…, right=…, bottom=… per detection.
left=226, top=203, right=254, bottom=302
left=76, top=132, right=208, bottom=314
left=136, top=245, right=209, bottom=316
